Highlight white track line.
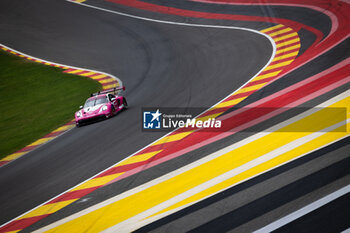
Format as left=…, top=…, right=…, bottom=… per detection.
left=254, top=184, right=350, bottom=233
left=0, top=1, right=276, bottom=229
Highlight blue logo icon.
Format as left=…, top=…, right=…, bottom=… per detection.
left=143, top=109, right=162, bottom=129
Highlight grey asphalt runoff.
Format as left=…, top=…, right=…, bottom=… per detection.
left=1, top=0, right=349, bottom=232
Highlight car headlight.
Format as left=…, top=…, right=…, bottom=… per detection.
left=101, top=105, right=108, bottom=112
left=76, top=111, right=82, bottom=117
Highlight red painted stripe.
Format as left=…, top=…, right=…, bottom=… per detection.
left=276, top=41, right=300, bottom=50
left=44, top=130, right=66, bottom=138
left=0, top=161, right=9, bottom=166
left=95, top=76, right=113, bottom=81
left=265, top=25, right=288, bottom=35
left=275, top=48, right=300, bottom=57
left=96, top=161, right=148, bottom=177
left=16, top=145, right=38, bottom=153
left=0, top=215, right=49, bottom=233
left=102, top=81, right=117, bottom=86
left=63, top=68, right=76, bottom=73
left=243, top=76, right=277, bottom=87
left=196, top=106, right=230, bottom=117
left=74, top=71, right=89, bottom=75
left=259, top=66, right=287, bottom=76
left=224, top=90, right=256, bottom=101
left=269, top=57, right=296, bottom=66
left=88, top=73, right=104, bottom=78
left=274, top=35, right=299, bottom=45
left=48, top=187, right=100, bottom=204
left=270, top=30, right=297, bottom=39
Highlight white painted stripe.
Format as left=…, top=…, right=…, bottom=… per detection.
left=254, top=184, right=350, bottom=233
left=341, top=228, right=350, bottom=233
left=34, top=90, right=349, bottom=232
left=0, top=1, right=277, bottom=230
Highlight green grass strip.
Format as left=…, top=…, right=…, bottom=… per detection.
left=0, top=50, right=101, bottom=159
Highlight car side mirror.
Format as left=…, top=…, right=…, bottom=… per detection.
left=79, top=105, right=83, bottom=109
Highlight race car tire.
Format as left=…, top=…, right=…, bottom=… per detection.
left=123, top=97, right=128, bottom=109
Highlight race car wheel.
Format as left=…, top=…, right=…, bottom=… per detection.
left=123, top=97, right=128, bottom=109
left=76, top=122, right=80, bottom=128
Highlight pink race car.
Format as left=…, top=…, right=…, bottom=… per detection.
left=75, top=87, right=127, bottom=127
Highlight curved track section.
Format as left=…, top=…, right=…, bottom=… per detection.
left=0, top=0, right=272, bottom=230
left=0, top=0, right=349, bottom=232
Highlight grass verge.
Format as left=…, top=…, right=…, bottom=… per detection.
left=0, top=50, right=101, bottom=159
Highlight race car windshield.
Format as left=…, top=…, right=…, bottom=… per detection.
left=84, top=96, right=108, bottom=108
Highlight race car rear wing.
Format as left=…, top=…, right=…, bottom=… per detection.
left=91, top=86, right=125, bottom=97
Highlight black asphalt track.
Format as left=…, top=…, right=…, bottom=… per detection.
left=0, top=0, right=272, bottom=225
left=1, top=0, right=349, bottom=232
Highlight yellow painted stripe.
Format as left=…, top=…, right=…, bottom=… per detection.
left=272, top=51, right=299, bottom=62
left=235, top=83, right=267, bottom=93
left=268, top=27, right=292, bottom=37
left=67, top=69, right=84, bottom=74
left=19, top=199, right=78, bottom=219
left=0, top=152, right=26, bottom=162
left=79, top=71, right=97, bottom=77
left=260, top=24, right=284, bottom=33
left=253, top=71, right=282, bottom=81
left=6, top=230, right=20, bottom=233
left=72, top=173, right=124, bottom=191
left=276, top=38, right=300, bottom=48
left=196, top=112, right=223, bottom=122
left=118, top=150, right=163, bottom=166
left=264, top=59, right=294, bottom=71
left=103, top=84, right=118, bottom=89
left=52, top=124, right=75, bottom=133
left=276, top=44, right=301, bottom=55
left=215, top=97, right=246, bottom=108
left=153, top=132, right=193, bottom=146
left=99, top=78, right=116, bottom=84
left=28, top=137, right=56, bottom=147
left=42, top=97, right=349, bottom=232
left=273, top=32, right=298, bottom=42
left=10, top=51, right=17, bottom=55
left=19, top=55, right=25, bottom=58
left=89, top=74, right=107, bottom=80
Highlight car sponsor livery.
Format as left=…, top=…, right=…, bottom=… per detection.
left=75, top=87, right=127, bottom=127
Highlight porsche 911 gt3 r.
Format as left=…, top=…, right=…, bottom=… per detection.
left=75, top=87, right=127, bottom=127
